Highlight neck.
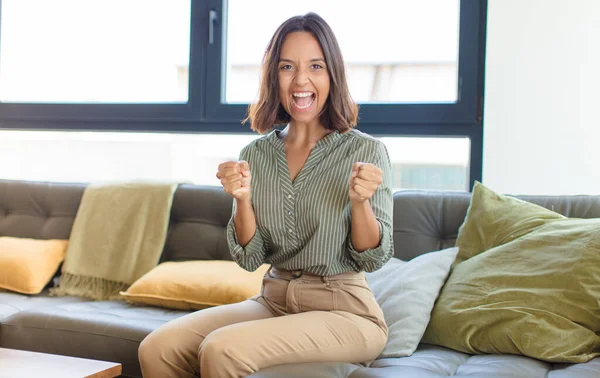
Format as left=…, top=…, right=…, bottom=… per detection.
left=282, top=121, right=330, bottom=148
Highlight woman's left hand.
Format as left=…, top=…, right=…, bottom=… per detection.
left=349, top=162, right=383, bottom=203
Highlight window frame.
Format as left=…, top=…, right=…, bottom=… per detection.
left=0, top=0, right=487, bottom=188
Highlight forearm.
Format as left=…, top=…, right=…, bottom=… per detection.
left=350, top=199, right=381, bottom=252
left=233, top=199, right=257, bottom=247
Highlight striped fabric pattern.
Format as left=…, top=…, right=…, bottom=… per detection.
left=226, top=128, right=394, bottom=276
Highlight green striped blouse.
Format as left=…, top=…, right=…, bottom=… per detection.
left=226, top=128, right=394, bottom=276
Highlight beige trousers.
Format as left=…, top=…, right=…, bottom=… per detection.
left=138, top=267, right=388, bottom=378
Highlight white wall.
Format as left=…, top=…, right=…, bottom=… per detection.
left=483, top=0, right=600, bottom=195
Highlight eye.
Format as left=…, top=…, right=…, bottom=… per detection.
left=311, top=64, right=324, bottom=70
left=280, top=64, right=293, bottom=71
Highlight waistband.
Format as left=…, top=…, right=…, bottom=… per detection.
left=268, top=266, right=364, bottom=281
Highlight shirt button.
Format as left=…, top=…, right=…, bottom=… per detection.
left=288, top=229, right=294, bottom=234
left=287, top=210, right=292, bottom=215
left=287, top=194, right=292, bottom=199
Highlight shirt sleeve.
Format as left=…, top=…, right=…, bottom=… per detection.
left=225, top=146, right=267, bottom=272
left=226, top=203, right=267, bottom=272
left=347, top=141, right=394, bottom=272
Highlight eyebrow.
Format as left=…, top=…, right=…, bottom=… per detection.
left=279, top=58, right=326, bottom=64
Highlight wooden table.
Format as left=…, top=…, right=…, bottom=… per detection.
left=0, top=347, right=122, bottom=378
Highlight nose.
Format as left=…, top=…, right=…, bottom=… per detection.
left=294, top=69, right=309, bottom=86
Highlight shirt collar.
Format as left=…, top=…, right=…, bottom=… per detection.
left=267, top=128, right=341, bottom=151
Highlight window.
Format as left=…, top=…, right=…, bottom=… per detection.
left=383, top=137, right=470, bottom=191
left=225, top=0, right=460, bottom=104
left=206, top=0, right=485, bottom=128
left=0, top=0, right=191, bottom=104
left=0, top=130, right=469, bottom=191
left=0, top=0, right=486, bottom=189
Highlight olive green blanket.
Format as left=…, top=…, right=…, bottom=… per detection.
left=51, top=181, right=178, bottom=300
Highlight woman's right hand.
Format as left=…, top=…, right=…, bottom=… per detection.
left=216, top=160, right=252, bottom=201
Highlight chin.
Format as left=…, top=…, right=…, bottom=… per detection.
left=287, top=105, right=322, bottom=123
left=291, top=113, right=320, bottom=124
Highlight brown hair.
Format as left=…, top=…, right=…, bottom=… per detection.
left=243, top=12, right=358, bottom=134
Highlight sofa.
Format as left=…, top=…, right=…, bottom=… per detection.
left=1, top=178, right=600, bottom=378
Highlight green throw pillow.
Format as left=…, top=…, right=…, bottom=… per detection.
left=453, top=182, right=565, bottom=265
left=422, top=182, right=600, bottom=363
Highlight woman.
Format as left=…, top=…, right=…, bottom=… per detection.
left=139, top=12, right=393, bottom=378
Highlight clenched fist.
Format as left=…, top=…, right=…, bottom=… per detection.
left=349, top=162, right=383, bottom=203
left=216, top=160, right=251, bottom=201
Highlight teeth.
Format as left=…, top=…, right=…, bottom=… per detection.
left=292, top=96, right=315, bottom=109
left=292, top=92, right=313, bottom=98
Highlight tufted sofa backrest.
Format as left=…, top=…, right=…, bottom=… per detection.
left=0, top=180, right=234, bottom=263
left=2, top=179, right=600, bottom=263
left=0, top=180, right=85, bottom=240
left=391, top=190, right=600, bottom=260
left=159, top=184, right=233, bottom=262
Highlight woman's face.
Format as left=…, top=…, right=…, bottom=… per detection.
left=278, top=31, right=330, bottom=126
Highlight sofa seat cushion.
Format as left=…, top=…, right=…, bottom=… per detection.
left=0, top=289, right=86, bottom=321
left=248, top=345, right=600, bottom=378
left=0, top=299, right=187, bottom=378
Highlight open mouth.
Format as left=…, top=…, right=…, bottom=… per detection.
left=291, top=92, right=315, bottom=110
